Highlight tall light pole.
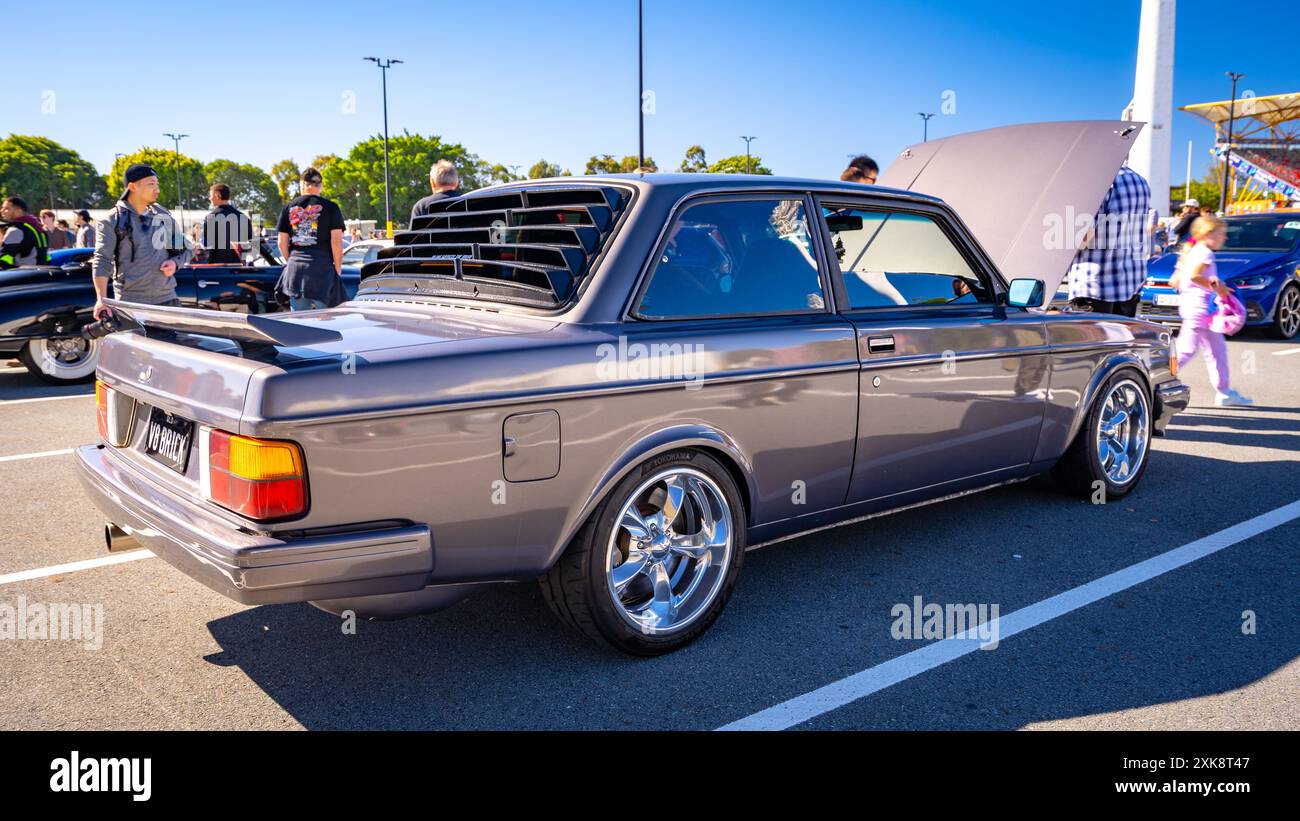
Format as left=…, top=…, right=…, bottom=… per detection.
left=364, top=56, right=403, bottom=237
left=1219, top=71, right=1245, bottom=214
left=740, top=136, right=756, bottom=174
left=163, top=132, right=189, bottom=232
left=918, top=113, right=935, bottom=142
left=637, top=0, right=645, bottom=168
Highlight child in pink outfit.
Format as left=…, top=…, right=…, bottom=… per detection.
left=1171, top=216, right=1252, bottom=407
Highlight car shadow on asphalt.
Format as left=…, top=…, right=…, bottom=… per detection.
left=198, top=449, right=1300, bottom=730
left=0, top=363, right=93, bottom=401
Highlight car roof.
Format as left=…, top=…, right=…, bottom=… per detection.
left=482, top=173, right=944, bottom=205
left=1225, top=212, right=1300, bottom=221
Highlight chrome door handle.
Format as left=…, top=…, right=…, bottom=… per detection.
left=197, top=279, right=216, bottom=287
left=867, top=335, right=895, bottom=354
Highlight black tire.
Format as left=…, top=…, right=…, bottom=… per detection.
left=541, top=450, right=746, bottom=656
left=1268, top=283, right=1300, bottom=340
left=1051, top=369, right=1153, bottom=501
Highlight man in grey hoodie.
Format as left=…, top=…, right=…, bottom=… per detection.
left=91, top=163, right=194, bottom=320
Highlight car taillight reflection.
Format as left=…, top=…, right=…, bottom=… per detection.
left=95, top=380, right=135, bottom=447
left=201, top=428, right=307, bottom=520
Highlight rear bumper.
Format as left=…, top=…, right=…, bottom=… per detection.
left=75, top=444, right=433, bottom=605
left=1153, top=380, right=1190, bottom=435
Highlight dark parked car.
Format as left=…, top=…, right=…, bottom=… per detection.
left=0, top=239, right=362, bottom=384
left=1140, top=213, right=1300, bottom=338
left=76, top=122, right=1189, bottom=655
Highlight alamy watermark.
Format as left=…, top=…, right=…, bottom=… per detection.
left=0, top=596, right=103, bottom=651
left=890, top=595, right=1000, bottom=650
left=596, top=336, right=706, bottom=390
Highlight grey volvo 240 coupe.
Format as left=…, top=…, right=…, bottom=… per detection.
left=77, top=122, right=1189, bottom=654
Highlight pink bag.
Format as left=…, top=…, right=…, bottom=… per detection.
left=1210, top=292, right=1246, bottom=336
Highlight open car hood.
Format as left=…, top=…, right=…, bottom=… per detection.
left=878, top=120, right=1145, bottom=300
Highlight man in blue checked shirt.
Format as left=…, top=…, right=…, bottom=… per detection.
left=1066, top=165, right=1151, bottom=317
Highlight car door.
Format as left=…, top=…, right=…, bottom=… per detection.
left=627, top=193, right=860, bottom=526
left=187, top=261, right=283, bottom=313
left=813, top=197, right=1050, bottom=505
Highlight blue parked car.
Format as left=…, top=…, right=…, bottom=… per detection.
left=1140, top=213, right=1300, bottom=339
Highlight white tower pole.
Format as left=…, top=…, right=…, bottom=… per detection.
left=1129, top=0, right=1176, bottom=216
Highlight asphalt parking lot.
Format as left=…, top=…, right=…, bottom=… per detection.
left=1, top=333, right=1297, bottom=731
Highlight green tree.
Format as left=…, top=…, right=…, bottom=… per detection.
left=270, top=159, right=301, bottom=203
left=585, top=154, right=656, bottom=174
left=1171, top=165, right=1223, bottom=211
left=323, top=131, right=486, bottom=228
left=310, top=154, right=340, bottom=173
left=679, top=145, right=708, bottom=173
left=204, top=159, right=281, bottom=222
left=585, top=154, right=620, bottom=174
left=528, top=159, right=561, bottom=179
left=484, top=163, right=522, bottom=185
left=108, top=148, right=208, bottom=208
left=708, top=154, right=772, bottom=175
left=0, top=135, right=107, bottom=209
left=618, top=155, right=655, bottom=172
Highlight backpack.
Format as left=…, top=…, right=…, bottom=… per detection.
left=111, top=206, right=184, bottom=270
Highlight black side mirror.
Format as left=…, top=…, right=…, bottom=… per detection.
left=1007, top=278, right=1046, bottom=308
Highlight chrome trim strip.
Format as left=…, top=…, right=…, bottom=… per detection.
left=746, top=476, right=1033, bottom=552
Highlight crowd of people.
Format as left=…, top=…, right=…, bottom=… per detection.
left=0, top=157, right=463, bottom=318
left=0, top=151, right=1266, bottom=398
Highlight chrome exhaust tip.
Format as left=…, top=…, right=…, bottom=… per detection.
left=104, top=523, right=141, bottom=553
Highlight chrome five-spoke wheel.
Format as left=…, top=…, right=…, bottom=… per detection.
left=1095, top=379, right=1149, bottom=486
left=605, top=468, right=734, bottom=635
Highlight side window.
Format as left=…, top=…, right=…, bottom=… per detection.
left=822, top=207, right=992, bottom=309
left=637, top=198, right=825, bottom=319
left=341, top=245, right=368, bottom=266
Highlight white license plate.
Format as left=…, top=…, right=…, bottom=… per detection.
left=1155, top=293, right=1179, bottom=306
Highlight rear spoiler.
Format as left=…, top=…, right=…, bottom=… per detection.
left=103, top=298, right=343, bottom=348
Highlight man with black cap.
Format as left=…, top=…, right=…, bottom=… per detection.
left=91, top=163, right=194, bottom=320
left=275, top=167, right=344, bottom=311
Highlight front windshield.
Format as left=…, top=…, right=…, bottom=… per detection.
left=1221, top=217, right=1300, bottom=253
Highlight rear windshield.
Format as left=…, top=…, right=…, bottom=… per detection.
left=359, top=184, right=632, bottom=308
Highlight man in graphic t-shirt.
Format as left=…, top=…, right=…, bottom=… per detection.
left=275, top=167, right=345, bottom=311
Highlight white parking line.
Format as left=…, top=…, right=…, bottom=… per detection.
left=0, top=448, right=74, bottom=463
left=1273, top=347, right=1300, bottom=356
left=719, top=498, right=1300, bottom=731
left=0, top=394, right=93, bottom=406
left=0, top=550, right=155, bottom=587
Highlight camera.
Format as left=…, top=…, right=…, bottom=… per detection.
left=81, top=314, right=125, bottom=340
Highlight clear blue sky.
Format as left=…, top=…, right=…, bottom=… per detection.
left=8, top=0, right=1292, bottom=185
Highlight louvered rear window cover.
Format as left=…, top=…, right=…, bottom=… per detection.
left=360, top=184, right=632, bottom=307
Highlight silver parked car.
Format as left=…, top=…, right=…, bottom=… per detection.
left=77, top=122, right=1189, bottom=655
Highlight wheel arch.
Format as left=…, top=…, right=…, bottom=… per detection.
left=543, top=424, right=756, bottom=572
left=1062, top=353, right=1154, bottom=450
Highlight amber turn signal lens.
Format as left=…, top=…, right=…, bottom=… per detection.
left=95, top=380, right=135, bottom=447
left=95, top=381, right=108, bottom=441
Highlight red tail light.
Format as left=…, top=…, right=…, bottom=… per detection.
left=202, top=429, right=307, bottom=520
